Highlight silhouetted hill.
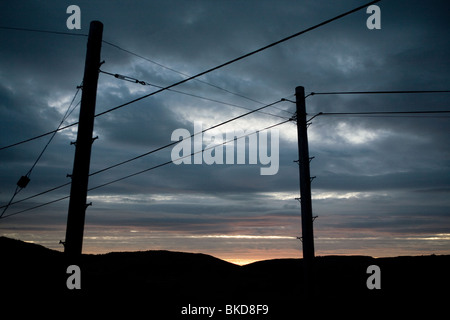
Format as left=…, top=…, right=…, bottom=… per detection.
left=1, top=236, right=449, bottom=316
left=0, top=236, right=60, bottom=257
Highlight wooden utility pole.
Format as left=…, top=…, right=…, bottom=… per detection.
left=65, top=21, right=103, bottom=258
left=295, top=86, right=315, bottom=296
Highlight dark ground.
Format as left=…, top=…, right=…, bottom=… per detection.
left=1, top=236, right=449, bottom=317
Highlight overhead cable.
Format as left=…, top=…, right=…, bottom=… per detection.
left=0, top=1, right=379, bottom=151
left=94, top=0, right=382, bottom=118
left=0, top=84, right=81, bottom=218
left=0, top=98, right=287, bottom=211
left=89, top=98, right=286, bottom=176
left=100, top=69, right=291, bottom=119
left=102, top=40, right=293, bottom=115
left=0, top=26, right=87, bottom=37
left=316, top=110, right=450, bottom=117
left=0, top=119, right=291, bottom=219
left=309, top=90, right=450, bottom=96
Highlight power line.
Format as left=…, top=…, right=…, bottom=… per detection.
left=0, top=26, right=88, bottom=37
left=0, top=182, right=70, bottom=210
left=309, top=90, right=450, bottom=96
left=306, top=110, right=450, bottom=122
left=100, top=69, right=291, bottom=120
left=28, top=86, right=82, bottom=175
left=92, top=108, right=448, bottom=180
left=0, top=91, right=288, bottom=152
left=6, top=108, right=448, bottom=218
left=339, top=115, right=450, bottom=118
left=94, top=0, right=381, bottom=119
left=0, top=84, right=81, bottom=218
left=316, top=110, right=450, bottom=117
left=2, top=29, right=266, bottom=111
left=4, top=105, right=447, bottom=219
left=102, top=40, right=293, bottom=115
left=90, top=98, right=286, bottom=176
left=0, top=195, right=71, bottom=219
left=3, top=89, right=447, bottom=152
left=0, top=1, right=378, bottom=151
left=0, top=85, right=81, bottom=151
left=0, top=98, right=287, bottom=211
left=102, top=40, right=268, bottom=105
left=2, top=0, right=379, bottom=113
left=0, top=91, right=287, bottom=152
left=0, top=122, right=78, bottom=151
left=0, top=119, right=291, bottom=219
left=89, top=119, right=290, bottom=192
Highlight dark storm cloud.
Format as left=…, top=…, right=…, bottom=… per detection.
left=1, top=0, right=449, bottom=255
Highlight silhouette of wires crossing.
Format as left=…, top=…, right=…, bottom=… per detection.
left=1, top=0, right=380, bottom=151
left=0, top=26, right=87, bottom=37
left=1, top=0, right=383, bottom=219
left=0, top=85, right=288, bottom=151
left=0, top=83, right=82, bottom=218
left=100, top=41, right=293, bottom=116
left=0, top=118, right=291, bottom=219
left=3, top=97, right=450, bottom=218
left=312, top=110, right=450, bottom=118
left=99, top=69, right=292, bottom=120
left=0, top=97, right=288, bottom=214
left=308, top=90, right=450, bottom=96
left=92, top=0, right=382, bottom=119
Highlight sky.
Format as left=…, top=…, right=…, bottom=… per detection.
left=0, top=0, right=449, bottom=265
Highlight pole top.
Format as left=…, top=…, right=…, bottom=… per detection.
left=89, top=21, right=104, bottom=34
left=90, top=20, right=103, bottom=26
left=295, top=86, right=305, bottom=97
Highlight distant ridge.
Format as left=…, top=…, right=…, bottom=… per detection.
left=0, top=236, right=61, bottom=256
left=1, top=236, right=449, bottom=315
